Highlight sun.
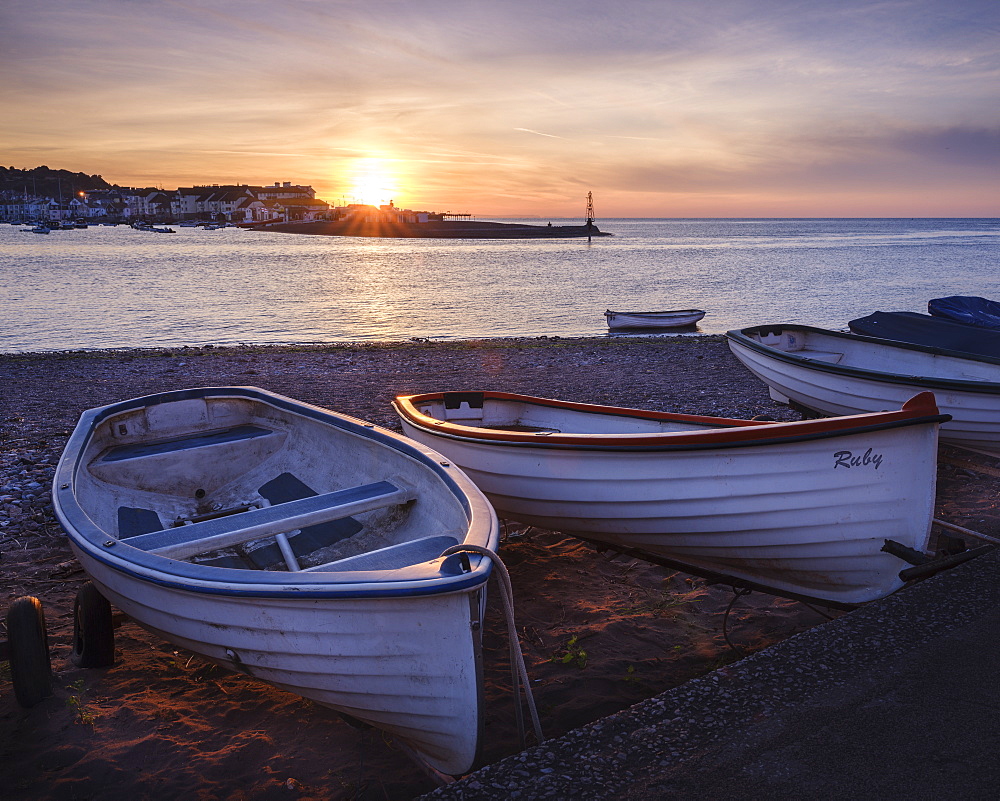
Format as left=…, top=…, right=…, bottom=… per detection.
left=347, top=158, right=399, bottom=206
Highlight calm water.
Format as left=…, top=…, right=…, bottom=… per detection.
left=2, top=218, right=998, bottom=352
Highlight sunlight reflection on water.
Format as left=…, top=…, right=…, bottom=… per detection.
left=1, top=218, right=998, bottom=352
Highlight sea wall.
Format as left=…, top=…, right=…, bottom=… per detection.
left=258, top=219, right=611, bottom=238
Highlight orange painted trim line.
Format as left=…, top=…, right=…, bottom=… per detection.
left=393, top=391, right=946, bottom=448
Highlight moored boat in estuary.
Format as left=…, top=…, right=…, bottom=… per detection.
left=604, top=308, right=706, bottom=330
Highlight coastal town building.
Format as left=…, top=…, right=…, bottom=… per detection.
left=76, top=189, right=126, bottom=219
left=331, top=201, right=441, bottom=225
left=173, top=187, right=263, bottom=223
left=0, top=181, right=331, bottom=224
left=1, top=197, right=54, bottom=221
left=126, top=190, right=174, bottom=221
left=250, top=183, right=330, bottom=223
left=0, top=174, right=483, bottom=230
left=255, top=182, right=316, bottom=201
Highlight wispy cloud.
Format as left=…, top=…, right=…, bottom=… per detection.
left=513, top=128, right=565, bottom=139
left=1, top=0, right=997, bottom=214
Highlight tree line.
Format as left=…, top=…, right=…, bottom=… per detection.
left=1, top=166, right=116, bottom=198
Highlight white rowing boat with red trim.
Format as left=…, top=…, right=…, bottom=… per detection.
left=393, top=391, right=950, bottom=606
left=54, top=387, right=498, bottom=776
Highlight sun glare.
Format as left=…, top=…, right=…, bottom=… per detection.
left=347, top=158, right=399, bottom=207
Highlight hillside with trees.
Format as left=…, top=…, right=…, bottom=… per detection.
left=1, top=166, right=116, bottom=199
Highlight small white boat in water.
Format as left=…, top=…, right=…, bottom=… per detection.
left=394, top=390, right=949, bottom=606
left=727, top=324, right=1000, bottom=456
left=605, top=309, right=706, bottom=330
left=53, top=387, right=498, bottom=776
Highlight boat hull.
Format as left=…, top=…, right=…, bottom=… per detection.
left=70, top=546, right=484, bottom=774
left=605, top=309, right=706, bottom=330
left=54, top=387, right=498, bottom=776
left=395, top=392, right=945, bottom=606
left=727, top=325, right=1000, bottom=455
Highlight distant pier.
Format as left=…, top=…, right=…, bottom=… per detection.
left=257, top=218, right=612, bottom=239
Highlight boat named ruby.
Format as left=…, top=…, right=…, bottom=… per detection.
left=394, top=390, right=949, bottom=606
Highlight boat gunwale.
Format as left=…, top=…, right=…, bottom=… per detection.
left=54, top=386, right=498, bottom=599
left=393, top=390, right=950, bottom=451
left=727, top=324, right=1000, bottom=392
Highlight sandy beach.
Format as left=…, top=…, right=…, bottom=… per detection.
left=2, top=335, right=993, bottom=800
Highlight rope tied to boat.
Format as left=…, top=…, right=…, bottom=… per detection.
left=722, top=585, right=753, bottom=656
left=441, top=544, right=545, bottom=748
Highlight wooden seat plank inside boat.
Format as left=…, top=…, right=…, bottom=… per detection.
left=124, top=481, right=416, bottom=560
left=801, top=350, right=844, bottom=363
left=117, top=473, right=368, bottom=569
left=302, top=534, right=459, bottom=573
left=100, top=425, right=274, bottom=462
left=490, top=424, right=562, bottom=433
left=256, top=472, right=364, bottom=557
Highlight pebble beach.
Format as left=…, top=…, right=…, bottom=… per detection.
left=3, top=335, right=997, bottom=799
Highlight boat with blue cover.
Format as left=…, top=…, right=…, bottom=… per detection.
left=53, top=386, right=498, bottom=776
left=848, top=311, right=1000, bottom=359
left=929, top=296, right=1000, bottom=330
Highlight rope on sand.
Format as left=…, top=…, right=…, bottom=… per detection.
left=722, top=585, right=753, bottom=655
left=441, top=544, right=544, bottom=748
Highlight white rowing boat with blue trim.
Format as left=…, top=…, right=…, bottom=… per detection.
left=727, top=324, right=1000, bottom=456
left=394, top=391, right=950, bottom=607
left=53, top=387, right=498, bottom=776
left=604, top=308, right=706, bottom=330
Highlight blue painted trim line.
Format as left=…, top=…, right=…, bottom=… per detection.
left=73, top=543, right=491, bottom=599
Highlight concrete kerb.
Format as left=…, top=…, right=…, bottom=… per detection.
left=421, top=548, right=1000, bottom=800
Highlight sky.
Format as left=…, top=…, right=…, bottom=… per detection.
left=1, top=0, right=998, bottom=217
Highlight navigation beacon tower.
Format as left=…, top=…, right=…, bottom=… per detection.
left=585, top=191, right=596, bottom=241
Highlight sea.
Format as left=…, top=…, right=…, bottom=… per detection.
left=2, top=217, right=998, bottom=353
